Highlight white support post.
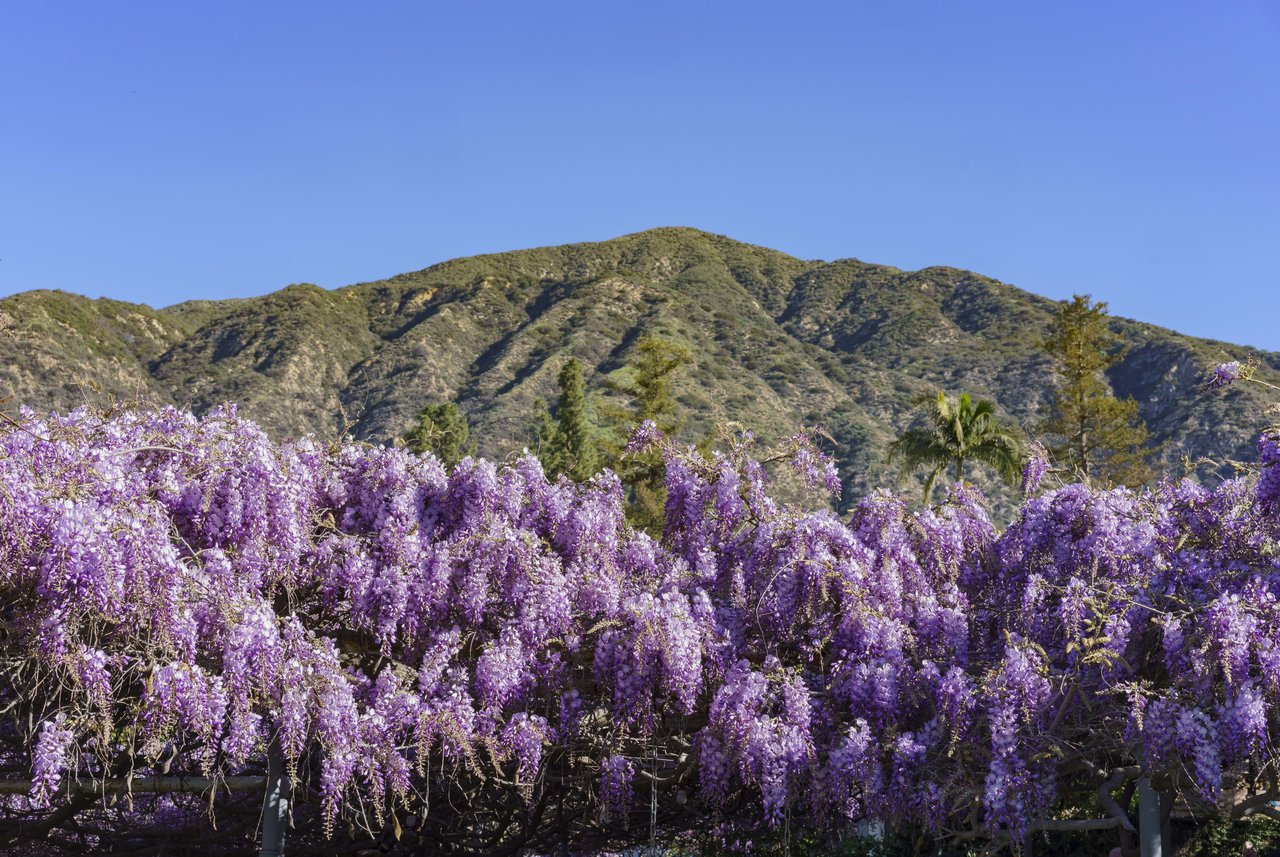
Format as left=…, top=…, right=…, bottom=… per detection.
left=1137, top=777, right=1163, bottom=857
left=259, top=741, right=290, bottom=857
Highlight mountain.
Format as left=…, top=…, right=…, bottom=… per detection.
left=2, top=227, right=1276, bottom=511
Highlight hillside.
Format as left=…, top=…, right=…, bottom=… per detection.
left=2, top=227, right=1276, bottom=509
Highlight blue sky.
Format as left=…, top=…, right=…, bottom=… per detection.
left=2, top=2, right=1278, bottom=349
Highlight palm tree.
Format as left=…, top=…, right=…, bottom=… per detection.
left=888, top=391, right=1025, bottom=503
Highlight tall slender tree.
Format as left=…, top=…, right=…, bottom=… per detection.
left=1041, top=294, right=1154, bottom=487
left=888, top=391, right=1025, bottom=503
left=600, top=336, right=693, bottom=532
left=541, top=358, right=599, bottom=482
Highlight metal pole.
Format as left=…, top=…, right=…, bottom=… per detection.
left=1160, top=789, right=1174, bottom=850
left=259, top=740, right=290, bottom=857
left=1137, top=777, right=1162, bottom=857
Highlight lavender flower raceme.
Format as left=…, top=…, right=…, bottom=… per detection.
left=1206, top=360, right=1247, bottom=390
left=30, top=715, right=74, bottom=807
left=0, top=403, right=1278, bottom=853
left=1021, top=441, right=1050, bottom=495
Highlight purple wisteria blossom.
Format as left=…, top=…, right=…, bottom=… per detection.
left=625, top=419, right=663, bottom=454
left=1, top=402, right=1279, bottom=854
left=1020, top=441, right=1050, bottom=495
left=1206, top=360, right=1246, bottom=389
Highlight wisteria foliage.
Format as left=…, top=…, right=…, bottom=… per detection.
left=1, top=402, right=1279, bottom=853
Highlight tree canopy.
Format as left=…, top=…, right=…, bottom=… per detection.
left=888, top=390, right=1025, bottom=503
left=404, top=401, right=471, bottom=470
left=537, top=357, right=599, bottom=482
left=600, top=335, right=693, bottom=531
left=1041, top=294, right=1154, bottom=487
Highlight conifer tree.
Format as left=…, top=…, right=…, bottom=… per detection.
left=541, top=358, right=598, bottom=482
left=406, top=402, right=472, bottom=470
left=601, top=336, right=693, bottom=532
left=617, top=336, right=692, bottom=431
left=1041, top=294, right=1154, bottom=487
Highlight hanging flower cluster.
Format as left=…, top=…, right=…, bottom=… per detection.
left=1, top=403, right=1278, bottom=853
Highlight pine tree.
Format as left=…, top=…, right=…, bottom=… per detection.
left=405, top=402, right=471, bottom=470
left=1041, top=295, right=1154, bottom=487
left=600, top=336, right=693, bottom=532
left=616, top=337, right=692, bottom=431
left=541, top=358, right=598, bottom=482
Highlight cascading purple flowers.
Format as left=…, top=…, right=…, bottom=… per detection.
left=1259, top=427, right=1280, bottom=512
left=1, top=402, right=1279, bottom=855
left=601, top=754, right=635, bottom=815
left=625, top=419, right=663, bottom=454
left=31, top=715, right=74, bottom=807
left=982, top=642, right=1054, bottom=839
left=1206, top=360, right=1246, bottom=390
left=789, top=431, right=842, bottom=495
left=1020, top=441, right=1050, bottom=495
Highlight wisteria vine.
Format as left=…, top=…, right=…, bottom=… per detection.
left=0, top=385, right=1277, bottom=854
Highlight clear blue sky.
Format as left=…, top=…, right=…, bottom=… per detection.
left=2, top=2, right=1278, bottom=349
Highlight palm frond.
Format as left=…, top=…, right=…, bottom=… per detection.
left=888, top=389, right=1028, bottom=499
left=887, top=429, right=953, bottom=475
left=968, top=432, right=1026, bottom=487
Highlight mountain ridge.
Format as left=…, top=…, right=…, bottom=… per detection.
left=2, top=227, right=1275, bottom=508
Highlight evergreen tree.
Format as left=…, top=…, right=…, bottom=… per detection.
left=405, top=402, right=471, bottom=470
left=1041, top=294, right=1154, bottom=487
left=888, top=391, right=1025, bottom=503
left=600, top=336, right=693, bottom=532
left=613, top=336, right=692, bottom=431
left=540, top=358, right=598, bottom=482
